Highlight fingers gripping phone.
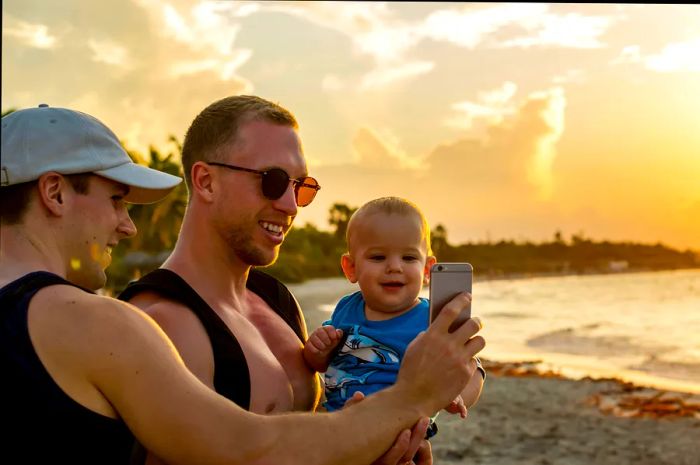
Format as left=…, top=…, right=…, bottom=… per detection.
left=429, top=263, right=473, bottom=331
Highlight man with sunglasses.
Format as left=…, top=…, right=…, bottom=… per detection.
left=119, top=95, right=466, bottom=464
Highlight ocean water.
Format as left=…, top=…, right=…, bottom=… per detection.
left=461, top=268, right=700, bottom=394
left=293, top=269, right=700, bottom=394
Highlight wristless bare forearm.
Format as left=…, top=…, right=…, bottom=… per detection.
left=258, top=386, right=424, bottom=465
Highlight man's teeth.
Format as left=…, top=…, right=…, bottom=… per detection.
left=261, top=222, right=283, bottom=234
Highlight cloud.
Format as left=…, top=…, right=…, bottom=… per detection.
left=429, top=87, right=566, bottom=199
left=263, top=2, right=416, bottom=63
left=87, top=38, right=130, bottom=67
left=644, top=37, right=700, bottom=73
left=4, top=0, right=257, bottom=157
left=500, top=11, right=613, bottom=49
left=523, top=88, right=566, bottom=199
left=307, top=86, right=568, bottom=239
left=423, top=3, right=614, bottom=50
left=3, top=15, right=58, bottom=49
left=613, top=45, right=642, bottom=64
left=445, top=82, right=518, bottom=130
left=321, top=74, right=346, bottom=92
left=359, top=61, right=434, bottom=90
left=259, top=3, right=617, bottom=91
left=613, top=38, right=700, bottom=73
left=422, top=4, right=549, bottom=49
left=135, top=0, right=253, bottom=82
left=552, top=68, right=586, bottom=85
left=352, top=127, right=419, bottom=169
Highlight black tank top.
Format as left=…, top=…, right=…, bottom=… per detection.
left=0, top=271, right=136, bottom=464
left=117, top=268, right=307, bottom=409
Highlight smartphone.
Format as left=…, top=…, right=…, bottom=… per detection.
left=429, top=263, right=473, bottom=331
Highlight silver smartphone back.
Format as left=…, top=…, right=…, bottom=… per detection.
left=429, top=263, right=473, bottom=329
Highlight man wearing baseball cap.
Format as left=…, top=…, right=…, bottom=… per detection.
left=0, top=104, right=484, bottom=464
left=1, top=104, right=182, bottom=291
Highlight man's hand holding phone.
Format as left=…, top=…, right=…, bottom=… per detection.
left=395, top=290, right=484, bottom=417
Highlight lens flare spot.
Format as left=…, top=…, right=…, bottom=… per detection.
left=70, top=258, right=81, bottom=270
left=90, top=243, right=101, bottom=261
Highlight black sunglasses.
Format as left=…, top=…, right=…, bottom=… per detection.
left=207, top=161, right=321, bottom=207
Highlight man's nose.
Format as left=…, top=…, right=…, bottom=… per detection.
left=117, top=209, right=137, bottom=238
left=272, top=181, right=298, bottom=217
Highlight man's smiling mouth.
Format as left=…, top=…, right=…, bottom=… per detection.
left=260, top=221, right=284, bottom=236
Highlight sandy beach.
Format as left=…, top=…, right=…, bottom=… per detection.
left=429, top=367, right=700, bottom=465
left=289, top=278, right=700, bottom=465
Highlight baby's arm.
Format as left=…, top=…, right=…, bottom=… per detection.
left=460, top=359, right=485, bottom=408
left=303, top=325, right=344, bottom=373
left=444, top=358, right=486, bottom=418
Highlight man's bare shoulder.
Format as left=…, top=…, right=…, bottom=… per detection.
left=31, top=283, right=135, bottom=319
left=26, top=283, right=187, bottom=404
left=128, top=290, right=205, bottom=333
left=127, top=289, right=214, bottom=383
left=29, top=284, right=162, bottom=348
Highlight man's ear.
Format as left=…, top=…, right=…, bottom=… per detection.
left=36, top=172, right=69, bottom=217
left=423, top=255, right=437, bottom=285
left=340, top=253, right=357, bottom=283
left=191, top=161, right=215, bottom=203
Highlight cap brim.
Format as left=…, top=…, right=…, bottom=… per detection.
left=95, top=163, right=183, bottom=204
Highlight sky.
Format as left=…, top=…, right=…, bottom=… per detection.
left=3, top=2, right=700, bottom=251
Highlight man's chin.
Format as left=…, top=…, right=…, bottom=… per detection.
left=68, top=269, right=107, bottom=291
left=238, top=246, right=279, bottom=268
left=255, top=250, right=280, bottom=268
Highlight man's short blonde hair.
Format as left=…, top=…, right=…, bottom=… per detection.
left=346, top=196, right=432, bottom=256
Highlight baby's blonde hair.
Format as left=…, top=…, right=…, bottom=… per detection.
left=346, top=196, right=432, bottom=256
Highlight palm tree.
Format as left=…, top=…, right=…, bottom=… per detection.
left=107, top=137, right=189, bottom=292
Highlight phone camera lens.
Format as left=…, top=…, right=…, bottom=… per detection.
left=437, top=265, right=444, bottom=271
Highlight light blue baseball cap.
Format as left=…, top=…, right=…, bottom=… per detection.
left=1, top=104, right=182, bottom=204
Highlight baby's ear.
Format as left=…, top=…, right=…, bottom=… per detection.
left=340, top=253, right=358, bottom=283
left=423, top=256, right=437, bottom=284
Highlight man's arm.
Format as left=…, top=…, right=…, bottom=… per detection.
left=30, top=287, right=483, bottom=465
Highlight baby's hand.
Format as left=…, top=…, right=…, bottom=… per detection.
left=444, top=395, right=467, bottom=419
left=303, top=325, right=344, bottom=372
left=307, top=325, right=344, bottom=355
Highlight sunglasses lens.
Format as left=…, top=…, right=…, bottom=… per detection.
left=261, top=169, right=291, bottom=200
left=261, top=168, right=320, bottom=206
left=296, top=177, right=320, bottom=207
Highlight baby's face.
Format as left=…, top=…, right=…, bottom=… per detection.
left=345, top=213, right=435, bottom=319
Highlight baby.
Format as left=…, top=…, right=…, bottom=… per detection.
left=303, top=196, right=484, bottom=437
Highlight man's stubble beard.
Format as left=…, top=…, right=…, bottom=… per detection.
left=224, top=223, right=281, bottom=267
left=67, top=261, right=107, bottom=291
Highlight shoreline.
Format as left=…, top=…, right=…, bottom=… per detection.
left=472, top=265, right=700, bottom=283
left=480, top=355, right=700, bottom=396
left=430, top=368, right=700, bottom=465
left=480, top=359, right=700, bottom=419
left=283, top=265, right=700, bottom=286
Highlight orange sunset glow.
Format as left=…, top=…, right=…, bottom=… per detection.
left=3, top=2, right=699, bottom=250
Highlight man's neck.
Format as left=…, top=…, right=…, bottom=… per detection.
left=0, top=224, right=65, bottom=286
left=162, top=214, right=251, bottom=311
